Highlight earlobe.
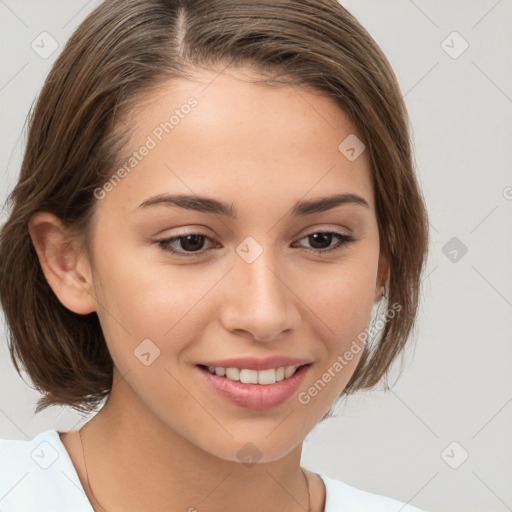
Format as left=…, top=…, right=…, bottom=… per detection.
left=28, top=212, right=96, bottom=315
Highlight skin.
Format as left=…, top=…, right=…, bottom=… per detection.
left=29, top=66, right=389, bottom=512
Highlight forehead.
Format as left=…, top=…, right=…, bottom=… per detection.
left=100, top=67, right=374, bottom=216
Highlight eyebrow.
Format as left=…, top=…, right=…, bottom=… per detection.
left=136, top=192, right=370, bottom=217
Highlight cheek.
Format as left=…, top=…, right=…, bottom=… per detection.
left=291, top=254, right=378, bottom=403
left=91, top=231, right=210, bottom=333
left=93, top=234, right=379, bottom=360
left=298, top=256, right=378, bottom=338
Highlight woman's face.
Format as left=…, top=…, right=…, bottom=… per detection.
left=86, top=67, right=387, bottom=463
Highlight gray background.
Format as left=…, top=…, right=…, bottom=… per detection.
left=1, top=1, right=511, bottom=511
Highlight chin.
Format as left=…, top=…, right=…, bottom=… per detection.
left=191, top=428, right=305, bottom=465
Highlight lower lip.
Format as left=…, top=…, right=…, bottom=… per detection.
left=196, top=364, right=311, bottom=410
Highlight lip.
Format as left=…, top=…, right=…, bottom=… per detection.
left=197, top=356, right=312, bottom=371
left=195, top=363, right=311, bottom=410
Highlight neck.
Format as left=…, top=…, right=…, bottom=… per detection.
left=77, top=369, right=311, bottom=512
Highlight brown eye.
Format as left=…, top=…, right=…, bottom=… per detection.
left=157, top=233, right=215, bottom=257
left=294, top=231, right=356, bottom=254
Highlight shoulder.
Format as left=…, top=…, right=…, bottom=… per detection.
left=0, top=429, right=93, bottom=511
left=319, top=472, right=425, bottom=512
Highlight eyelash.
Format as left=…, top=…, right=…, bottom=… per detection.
left=155, top=231, right=356, bottom=259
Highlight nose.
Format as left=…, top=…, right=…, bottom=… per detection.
left=219, top=249, right=300, bottom=343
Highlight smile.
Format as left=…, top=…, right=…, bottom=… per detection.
left=196, top=363, right=312, bottom=410
left=201, top=365, right=301, bottom=385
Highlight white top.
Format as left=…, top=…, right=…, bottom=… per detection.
left=0, top=430, right=424, bottom=511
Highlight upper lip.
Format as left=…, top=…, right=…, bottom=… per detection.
left=197, top=356, right=313, bottom=371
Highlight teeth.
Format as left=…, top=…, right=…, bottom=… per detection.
left=240, top=369, right=258, bottom=384
left=205, top=365, right=301, bottom=384
left=225, top=367, right=240, bottom=381
left=284, top=366, right=296, bottom=378
left=257, top=369, right=275, bottom=385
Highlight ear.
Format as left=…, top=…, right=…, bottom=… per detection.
left=28, top=212, right=96, bottom=315
left=374, top=249, right=390, bottom=303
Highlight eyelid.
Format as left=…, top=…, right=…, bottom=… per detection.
left=154, top=227, right=356, bottom=258
left=155, top=232, right=216, bottom=258
left=153, top=224, right=216, bottom=238
left=296, top=223, right=353, bottom=238
left=293, top=230, right=356, bottom=254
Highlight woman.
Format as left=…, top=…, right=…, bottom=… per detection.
left=0, top=0, right=429, bottom=510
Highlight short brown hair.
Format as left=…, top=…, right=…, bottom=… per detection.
left=0, top=0, right=429, bottom=414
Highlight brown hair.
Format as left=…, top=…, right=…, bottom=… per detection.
left=0, top=0, right=429, bottom=414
